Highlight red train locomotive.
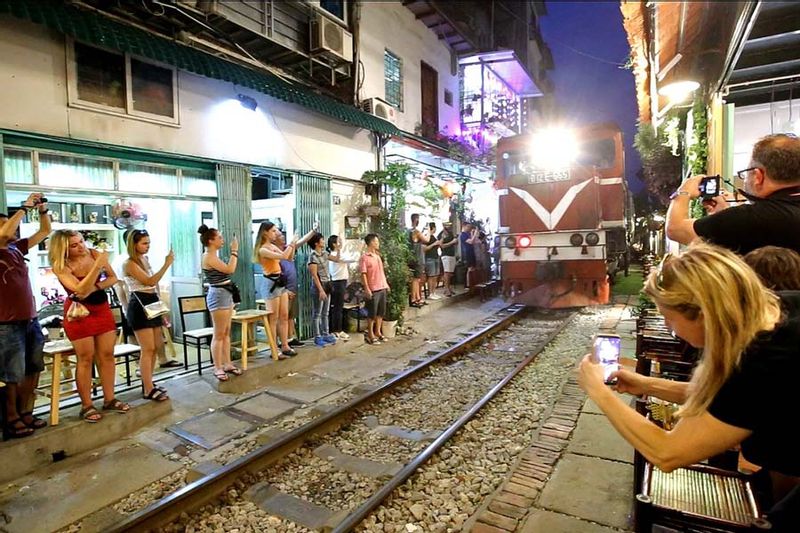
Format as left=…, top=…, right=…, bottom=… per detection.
left=496, top=123, right=630, bottom=308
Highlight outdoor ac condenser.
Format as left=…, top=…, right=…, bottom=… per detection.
left=361, top=97, right=398, bottom=125
left=310, top=16, right=353, bottom=63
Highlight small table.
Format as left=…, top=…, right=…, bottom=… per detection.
left=231, top=309, right=279, bottom=369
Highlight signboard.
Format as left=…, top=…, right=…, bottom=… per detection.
left=527, top=169, right=570, bottom=184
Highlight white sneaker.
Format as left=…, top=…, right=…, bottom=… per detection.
left=338, top=332, right=350, bottom=340
left=428, top=294, right=442, bottom=300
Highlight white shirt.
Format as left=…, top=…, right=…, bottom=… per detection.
left=328, top=252, right=349, bottom=281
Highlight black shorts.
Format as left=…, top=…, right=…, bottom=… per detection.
left=127, top=291, right=164, bottom=331
left=366, top=289, right=387, bottom=318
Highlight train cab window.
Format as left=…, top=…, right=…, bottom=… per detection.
left=576, top=138, right=616, bottom=170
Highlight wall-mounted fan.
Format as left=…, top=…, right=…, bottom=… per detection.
left=111, top=199, right=148, bottom=230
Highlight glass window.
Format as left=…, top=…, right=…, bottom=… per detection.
left=3, top=149, right=34, bottom=184
left=74, top=42, right=126, bottom=109
left=131, top=59, right=175, bottom=118
left=320, top=0, right=346, bottom=20
left=182, top=168, right=217, bottom=197
left=577, top=139, right=617, bottom=170
left=119, top=163, right=179, bottom=194
left=39, top=153, right=114, bottom=189
left=384, top=50, right=403, bottom=110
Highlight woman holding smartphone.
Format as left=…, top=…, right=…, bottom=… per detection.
left=123, top=229, right=174, bottom=400
left=578, top=242, right=800, bottom=530
left=199, top=224, right=241, bottom=381
left=50, top=230, right=129, bottom=422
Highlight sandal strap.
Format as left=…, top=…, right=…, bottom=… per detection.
left=145, top=388, right=167, bottom=400
left=103, top=399, right=130, bottom=411
left=79, top=406, right=102, bottom=420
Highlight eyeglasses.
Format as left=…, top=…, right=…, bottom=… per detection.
left=736, top=167, right=759, bottom=181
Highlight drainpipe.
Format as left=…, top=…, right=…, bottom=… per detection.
left=352, top=0, right=362, bottom=105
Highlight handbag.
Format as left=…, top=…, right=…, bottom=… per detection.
left=66, top=300, right=90, bottom=321
left=134, top=292, right=171, bottom=320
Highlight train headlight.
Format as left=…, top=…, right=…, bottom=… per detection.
left=585, top=232, right=600, bottom=246
left=505, top=236, right=517, bottom=249
left=569, top=233, right=584, bottom=246
left=529, top=128, right=578, bottom=169
left=518, top=235, right=532, bottom=248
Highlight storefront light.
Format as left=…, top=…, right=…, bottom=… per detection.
left=658, top=80, right=700, bottom=103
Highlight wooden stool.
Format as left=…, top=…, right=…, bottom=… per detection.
left=42, top=340, right=78, bottom=426
left=231, top=309, right=279, bottom=369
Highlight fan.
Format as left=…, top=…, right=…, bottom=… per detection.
left=112, top=199, right=148, bottom=230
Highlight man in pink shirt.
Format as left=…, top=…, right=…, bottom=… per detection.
left=359, top=233, right=389, bottom=345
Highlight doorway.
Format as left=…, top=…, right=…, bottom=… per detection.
left=420, top=61, right=439, bottom=139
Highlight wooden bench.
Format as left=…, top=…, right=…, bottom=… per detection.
left=231, top=309, right=279, bottom=368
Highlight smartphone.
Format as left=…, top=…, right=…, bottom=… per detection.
left=699, top=175, right=721, bottom=200
left=593, top=334, right=621, bottom=384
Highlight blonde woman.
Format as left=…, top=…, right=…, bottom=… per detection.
left=123, top=229, right=174, bottom=401
left=49, top=230, right=129, bottom=422
left=198, top=224, right=240, bottom=381
left=578, top=242, right=799, bottom=529
left=253, top=221, right=298, bottom=358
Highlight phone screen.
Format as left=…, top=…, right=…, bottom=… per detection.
left=701, top=176, right=719, bottom=197
left=594, top=335, right=621, bottom=383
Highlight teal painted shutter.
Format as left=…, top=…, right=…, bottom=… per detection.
left=216, top=163, right=255, bottom=311
left=293, top=173, right=331, bottom=339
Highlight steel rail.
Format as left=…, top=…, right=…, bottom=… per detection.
left=330, top=311, right=575, bottom=532
left=107, top=304, right=530, bottom=532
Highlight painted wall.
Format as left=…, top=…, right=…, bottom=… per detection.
left=358, top=2, right=461, bottom=135
left=0, top=16, right=374, bottom=180
left=732, top=101, right=800, bottom=172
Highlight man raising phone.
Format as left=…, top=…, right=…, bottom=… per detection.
left=0, top=193, right=50, bottom=438
left=665, top=133, right=800, bottom=255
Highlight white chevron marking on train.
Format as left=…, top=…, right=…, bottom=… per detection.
left=509, top=178, right=593, bottom=230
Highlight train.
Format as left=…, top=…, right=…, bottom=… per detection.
left=495, top=123, right=631, bottom=308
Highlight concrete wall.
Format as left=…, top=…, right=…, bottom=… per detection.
left=0, top=16, right=374, bottom=180
left=732, top=101, right=800, bottom=172
left=358, top=1, right=461, bottom=135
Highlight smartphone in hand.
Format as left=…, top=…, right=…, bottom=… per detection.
left=593, top=334, right=621, bottom=384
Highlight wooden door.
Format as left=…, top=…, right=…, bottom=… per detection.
left=420, top=62, right=439, bottom=139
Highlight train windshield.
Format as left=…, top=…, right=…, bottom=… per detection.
left=576, top=138, right=616, bottom=170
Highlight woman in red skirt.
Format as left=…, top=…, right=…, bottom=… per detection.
left=49, top=230, right=129, bottom=422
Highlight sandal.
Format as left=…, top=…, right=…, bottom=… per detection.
left=159, top=360, right=183, bottom=368
left=281, top=348, right=298, bottom=357
left=378, top=335, right=389, bottom=342
left=364, top=335, right=381, bottom=345
left=102, top=399, right=131, bottom=414
left=5, top=418, right=35, bottom=438
left=79, top=406, right=103, bottom=423
left=144, top=387, right=169, bottom=402
left=213, top=368, right=229, bottom=381
left=20, top=411, right=47, bottom=430
left=223, top=365, right=243, bottom=376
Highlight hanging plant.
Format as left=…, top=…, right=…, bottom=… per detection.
left=634, top=120, right=683, bottom=206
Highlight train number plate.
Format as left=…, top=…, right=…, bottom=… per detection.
left=527, top=170, right=570, bottom=184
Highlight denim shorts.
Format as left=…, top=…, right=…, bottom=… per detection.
left=0, top=318, right=45, bottom=383
left=206, top=286, right=234, bottom=311
left=264, top=275, right=287, bottom=300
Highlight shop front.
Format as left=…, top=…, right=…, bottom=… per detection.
left=1, top=132, right=219, bottom=338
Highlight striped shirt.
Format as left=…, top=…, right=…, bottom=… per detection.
left=203, top=267, right=231, bottom=286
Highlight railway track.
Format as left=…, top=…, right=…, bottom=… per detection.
left=106, top=304, right=576, bottom=532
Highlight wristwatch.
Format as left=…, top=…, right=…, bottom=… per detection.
left=669, top=190, right=690, bottom=200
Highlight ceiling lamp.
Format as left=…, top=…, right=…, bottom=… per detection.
left=658, top=80, right=700, bottom=103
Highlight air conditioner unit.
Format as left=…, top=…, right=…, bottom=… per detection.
left=361, top=97, right=397, bottom=125
left=310, top=16, right=353, bottom=63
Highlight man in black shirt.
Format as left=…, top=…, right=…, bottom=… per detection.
left=665, top=134, right=800, bottom=254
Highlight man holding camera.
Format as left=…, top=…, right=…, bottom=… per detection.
left=665, top=133, right=800, bottom=255
left=0, top=193, right=51, bottom=438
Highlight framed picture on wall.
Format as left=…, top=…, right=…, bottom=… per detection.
left=84, top=204, right=108, bottom=224
left=63, top=203, right=83, bottom=224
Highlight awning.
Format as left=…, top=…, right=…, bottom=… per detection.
left=0, top=0, right=400, bottom=136
left=459, top=50, right=542, bottom=97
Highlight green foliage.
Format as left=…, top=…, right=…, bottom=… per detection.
left=361, top=163, right=413, bottom=323
left=687, top=99, right=708, bottom=175
left=634, top=121, right=683, bottom=205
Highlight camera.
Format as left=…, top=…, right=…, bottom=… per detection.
left=698, top=176, right=721, bottom=200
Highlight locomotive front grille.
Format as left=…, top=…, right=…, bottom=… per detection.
left=648, top=466, right=758, bottom=525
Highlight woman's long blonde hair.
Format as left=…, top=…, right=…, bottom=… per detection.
left=643, top=242, right=782, bottom=417
left=125, top=230, right=148, bottom=271
left=252, top=221, right=275, bottom=262
left=48, top=230, right=79, bottom=273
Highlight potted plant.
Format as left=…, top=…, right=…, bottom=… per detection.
left=362, top=163, right=413, bottom=335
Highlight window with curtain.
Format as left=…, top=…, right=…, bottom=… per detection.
left=384, top=49, right=404, bottom=110
left=182, top=168, right=218, bottom=198
left=119, top=162, right=179, bottom=195
left=38, top=152, right=114, bottom=189
left=3, top=149, right=34, bottom=184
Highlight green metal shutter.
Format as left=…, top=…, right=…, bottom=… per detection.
left=216, top=163, right=255, bottom=311
left=293, top=173, right=331, bottom=339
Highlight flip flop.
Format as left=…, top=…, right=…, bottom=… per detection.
left=213, top=368, right=229, bottom=381
left=223, top=366, right=243, bottom=376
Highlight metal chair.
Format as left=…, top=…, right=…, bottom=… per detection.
left=178, top=295, right=214, bottom=375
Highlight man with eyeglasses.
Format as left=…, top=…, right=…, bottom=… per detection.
left=665, top=133, right=800, bottom=254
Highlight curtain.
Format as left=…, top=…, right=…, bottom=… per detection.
left=216, top=163, right=255, bottom=310
left=39, top=153, right=114, bottom=189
